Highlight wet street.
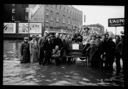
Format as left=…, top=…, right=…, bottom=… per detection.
left=3, top=40, right=124, bottom=86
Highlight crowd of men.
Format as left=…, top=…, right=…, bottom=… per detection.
left=20, top=31, right=124, bottom=75
left=20, top=32, right=72, bottom=66
left=83, top=33, right=124, bottom=75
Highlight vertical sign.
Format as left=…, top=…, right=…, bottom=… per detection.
left=84, top=15, right=86, bottom=23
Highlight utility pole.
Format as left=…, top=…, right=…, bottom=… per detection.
left=28, top=7, right=31, bottom=38
left=115, top=26, right=117, bottom=36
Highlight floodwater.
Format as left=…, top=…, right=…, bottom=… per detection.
left=3, top=40, right=124, bottom=86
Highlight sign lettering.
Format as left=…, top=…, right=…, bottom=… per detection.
left=18, top=23, right=42, bottom=34
left=108, top=18, right=124, bottom=27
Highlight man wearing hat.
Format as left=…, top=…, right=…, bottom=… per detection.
left=38, top=32, right=48, bottom=65
left=43, top=36, right=53, bottom=65
left=30, top=35, right=38, bottom=63
left=115, top=32, right=124, bottom=74
left=20, top=37, right=30, bottom=63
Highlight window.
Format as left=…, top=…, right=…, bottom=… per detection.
left=68, top=17, right=70, bottom=24
left=63, top=18, right=65, bottom=23
left=50, top=16, right=53, bottom=21
left=46, top=10, right=49, bottom=16
left=56, top=12, right=59, bottom=15
left=12, top=8, right=15, bottom=13
left=45, top=15, right=49, bottom=20
left=25, top=15, right=28, bottom=21
left=62, top=15, right=65, bottom=23
left=12, top=16, right=15, bottom=21
left=56, top=17, right=59, bottom=22
left=64, top=7, right=66, bottom=12
left=60, top=5, right=61, bottom=9
left=45, top=17, right=49, bottom=22
left=50, top=10, right=53, bottom=15
left=57, top=5, right=59, bottom=9
left=12, top=4, right=15, bottom=7
left=63, top=6, right=65, bottom=11
left=45, top=5, right=49, bottom=10
left=56, top=8, right=59, bottom=13
left=22, top=4, right=27, bottom=8
left=68, top=20, right=70, bottom=24
left=46, top=4, right=50, bottom=7
left=45, top=20, right=49, bottom=22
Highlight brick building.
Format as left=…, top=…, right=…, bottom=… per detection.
left=29, top=5, right=83, bottom=33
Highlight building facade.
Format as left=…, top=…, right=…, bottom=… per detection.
left=4, top=4, right=83, bottom=39
left=29, top=5, right=83, bottom=33
left=4, top=4, right=29, bottom=39
left=82, top=24, right=105, bottom=36
left=4, top=4, right=28, bottom=22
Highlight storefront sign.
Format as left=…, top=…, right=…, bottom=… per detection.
left=29, top=23, right=42, bottom=33
left=18, top=23, right=42, bottom=34
left=18, top=23, right=28, bottom=33
left=4, top=23, right=16, bottom=33
left=108, top=18, right=124, bottom=27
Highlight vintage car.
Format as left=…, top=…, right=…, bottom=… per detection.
left=65, top=33, right=89, bottom=66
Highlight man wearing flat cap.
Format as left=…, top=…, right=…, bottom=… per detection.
left=20, top=37, right=30, bottom=63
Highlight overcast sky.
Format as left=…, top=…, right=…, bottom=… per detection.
left=73, top=5, right=124, bottom=35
